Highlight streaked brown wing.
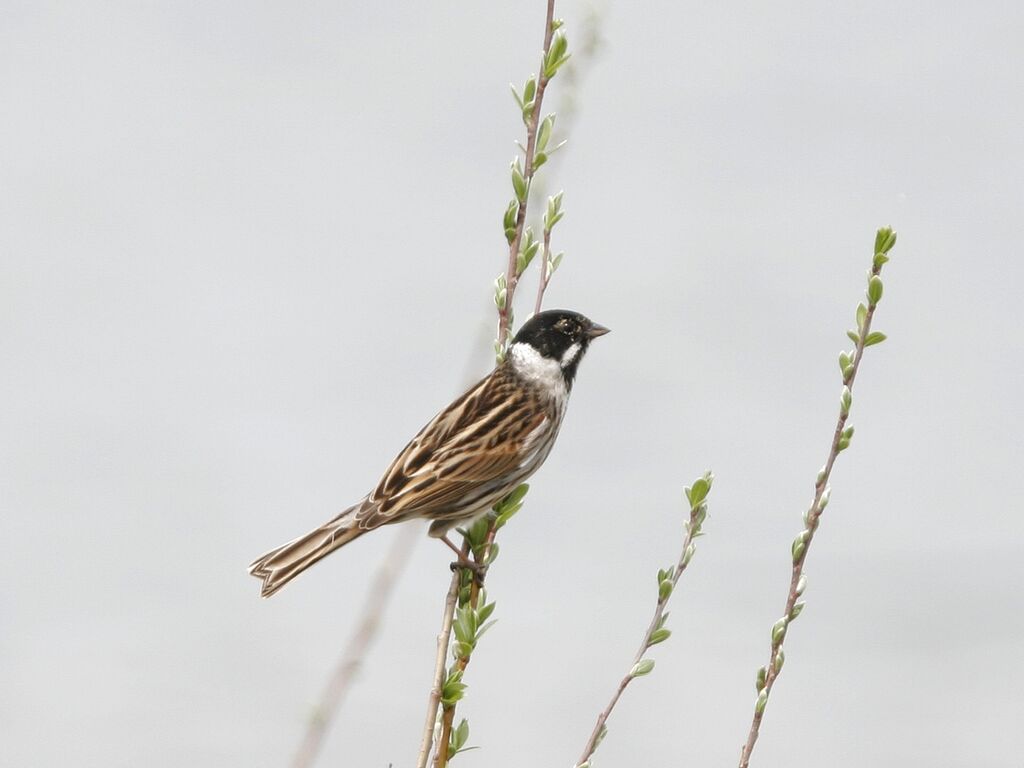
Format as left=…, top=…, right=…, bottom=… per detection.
left=355, top=368, right=550, bottom=529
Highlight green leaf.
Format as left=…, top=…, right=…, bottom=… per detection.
left=873, top=227, right=889, bottom=255
left=846, top=330, right=860, bottom=344
left=864, top=331, right=887, bottom=347
left=631, top=659, right=655, bottom=677
left=523, top=76, right=536, bottom=105
left=537, top=115, right=554, bottom=152
left=686, top=477, right=710, bottom=507
left=868, top=275, right=884, bottom=305
left=511, top=163, right=527, bottom=202
left=839, top=351, right=851, bottom=375
left=658, top=579, right=673, bottom=601
left=475, top=619, right=498, bottom=641
left=789, top=601, right=806, bottom=620
left=876, top=227, right=897, bottom=254
left=503, top=200, right=519, bottom=244
left=484, top=541, right=500, bottom=566
left=477, top=601, right=496, bottom=624
left=648, top=628, right=672, bottom=646
left=856, top=302, right=868, bottom=331
left=502, top=484, right=530, bottom=508
left=452, top=718, right=470, bottom=752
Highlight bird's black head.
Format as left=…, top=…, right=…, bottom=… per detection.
left=510, top=309, right=609, bottom=387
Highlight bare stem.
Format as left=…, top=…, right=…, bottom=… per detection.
left=291, top=526, right=418, bottom=768
left=576, top=488, right=709, bottom=766
left=738, top=246, right=893, bottom=767
left=497, top=0, right=558, bottom=350
left=416, top=541, right=468, bottom=768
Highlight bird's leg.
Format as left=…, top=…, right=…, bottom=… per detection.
left=440, top=535, right=488, bottom=584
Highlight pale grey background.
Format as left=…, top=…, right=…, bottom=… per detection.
left=2, top=1, right=1022, bottom=766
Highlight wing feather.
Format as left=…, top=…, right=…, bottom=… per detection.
left=355, top=368, right=554, bottom=529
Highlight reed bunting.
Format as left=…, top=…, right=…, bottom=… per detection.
left=248, top=309, right=609, bottom=597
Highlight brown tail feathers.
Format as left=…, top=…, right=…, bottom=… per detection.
left=248, top=512, right=366, bottom=598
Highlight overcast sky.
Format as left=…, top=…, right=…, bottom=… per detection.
left=2, top=1, right=1022, bottom=766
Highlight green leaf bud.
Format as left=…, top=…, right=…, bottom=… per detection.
left=631, top=659, right=655, bottom=677
left=817, top=486, right=831, bottom=511
left=771, top=617, right=788, bottom=645
left=681, top=542, right=696, bottom=567
left=658, top=579, right=673, bottom=601
left=755, top=665, right=767, bottom=692
left=523, top=76, right=536, bottom=105
left=864, top=331, right=887, bottom=346
left=755, top=689, right=769, bottom=714
left=789, top=601, right=806, bottom=620
left=511, top=162, right=527, bottom=202
left=868, top=275, right=884, bottom=305
left=537, top=114, right=554, bottom=152
left=686, top=477, right=710, bottom=507
left=648, top=628, right=672, bottom=646
left=791, top=531, right=809, bottom=563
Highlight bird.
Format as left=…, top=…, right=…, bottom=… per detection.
left=248, top=309, right=609, bottom=597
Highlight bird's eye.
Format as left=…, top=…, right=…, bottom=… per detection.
left=555, top=319, right=572, bottom=332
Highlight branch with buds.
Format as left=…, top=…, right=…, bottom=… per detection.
left=418, top=5, right=575, bottom=764
left=494, top=0, right=572, bottom=359
left=575, top=472, right=714, bottom=768
left=737, top=227, right=899, bottom=767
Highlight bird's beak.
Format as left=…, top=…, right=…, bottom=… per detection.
left=586, top=322, right=610, bottom=339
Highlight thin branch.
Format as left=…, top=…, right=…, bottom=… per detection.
left=497, top=0, right=558, bottom=350
left=533, top=220, right=553, bottom=315
left=738, top=230, right=897, bottom=767
left=576, top=474, right=713, bottom=767
left=432, top=536, right=494, bottom=767
left=292, top=526, right=419, bottom=768
left=415, top=542, right=467, bottom=768
left=420, top=3, right=565, bottom=764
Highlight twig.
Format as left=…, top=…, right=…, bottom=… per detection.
left=415, top=542, right=467, bottom=768
left=292, top=526, right=419, bottom=768
left=576, top=473, right=713, bottom=767
left=534, top=215, right=553, bottom=314
left=497, top=0, right=558, bottom=350
left=431, top=536, right=494, bottom=767
left=737, top=228, right=897, bottom=767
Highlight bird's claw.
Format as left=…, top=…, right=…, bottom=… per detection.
left=449, top=559, right=488, bottom=585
